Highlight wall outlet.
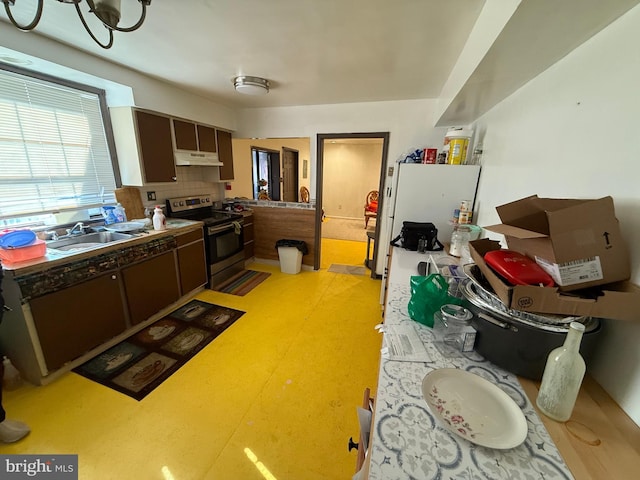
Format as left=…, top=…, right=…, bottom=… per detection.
left=147, top=191, right=156, bottom=201
left=338, top=204, right=342, bottom=210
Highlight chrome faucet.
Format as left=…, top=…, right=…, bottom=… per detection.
left=66, top=222, right=89, bottom=235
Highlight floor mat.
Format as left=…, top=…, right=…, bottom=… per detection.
left=73, top=299, right=245, bottom=400
left=328, top=264, right=368, bottom=276
left=211, top=269, right=271, bottom=296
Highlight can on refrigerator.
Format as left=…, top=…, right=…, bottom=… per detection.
left=422, top=148, right=437, bottom=164
left=458, top=210, right=472, bottom=225
left=445, top=129, right=473, bottom=165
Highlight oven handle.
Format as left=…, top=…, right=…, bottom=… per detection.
left=207, top=221, right=243, bottom=235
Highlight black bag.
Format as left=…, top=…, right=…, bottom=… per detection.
left=390, top=221, right=444, bottom=251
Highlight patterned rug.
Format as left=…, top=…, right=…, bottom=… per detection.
left=211, top=269, right=271, bottom=296
left=73, top=299, right=245, bottom=400
left=328, top=264, right=368, bottom=276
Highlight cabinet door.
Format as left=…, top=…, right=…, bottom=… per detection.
left=30, top=273, right=127, bottom=371
left=197, top=125, right=217, bottom=153
left=122, top=252, right=180, bottom=325
left=217, top=129, right=235, bottom=180
left=173, top=119, right=198, bottom=151
left=177, top=241, right=208, bottom=294
left=243, top=215, right=255, bottom=260
left=135, top=111, right=176, bottom=182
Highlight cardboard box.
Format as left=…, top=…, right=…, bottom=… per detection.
left=484, top=195, right=630, bottom=291
left=469, top=238, right=640, bottom=322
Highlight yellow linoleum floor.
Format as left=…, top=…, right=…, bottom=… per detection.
left=1, top=238, right=382, bottom=480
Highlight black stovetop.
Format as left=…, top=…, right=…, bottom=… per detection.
left=165, top=195, right=242, bottom=227
left=168, top=208, right=241, bottom=227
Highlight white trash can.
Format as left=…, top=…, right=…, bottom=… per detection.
left=275, top=239, right=307, bottom=274
left=277, top=246, right=303, bottom=274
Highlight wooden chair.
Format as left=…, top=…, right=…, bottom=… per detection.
left=364, top=190, right=378, bottom=229
left=300, top=186, right=310, bottom=203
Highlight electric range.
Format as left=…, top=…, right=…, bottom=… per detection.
left=166, top=195, right=244, bottom=288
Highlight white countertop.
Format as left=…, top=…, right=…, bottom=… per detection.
left=365, top=248, right=573, bottom=479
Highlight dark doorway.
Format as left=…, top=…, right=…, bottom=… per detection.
left=282, top=147, right=299, bottom=202
left=252, top=147, right=281, bottom=201
left=315, top=132, right=390, bottom=278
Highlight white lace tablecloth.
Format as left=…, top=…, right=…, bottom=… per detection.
left=366, top=249, right=573, bottom=480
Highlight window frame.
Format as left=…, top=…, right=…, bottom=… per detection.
left=0, top=62, right=122, bottom=221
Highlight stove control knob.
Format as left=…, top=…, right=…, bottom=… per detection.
left=173, top=201, right=179, bottom=207
left=179, top=201, right=184, bottom=206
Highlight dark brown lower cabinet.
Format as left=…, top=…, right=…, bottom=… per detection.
left=122, top=251, right=180, bottom=325
left=243, top=214, right=255, bottom=260
left=30, top=273, right=127, bottom=371
left=176, top=229, right=207, bottom=294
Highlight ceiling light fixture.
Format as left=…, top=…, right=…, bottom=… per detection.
left=233, top=76, right=270, bottom=95
left=1, top=0, right=152, bottom=50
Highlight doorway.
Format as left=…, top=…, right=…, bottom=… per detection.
left=251, top=147, right=280, bottom=200
left=315, top=132, right=390, bottom=278
left=282, top=147, right=299, bottom=202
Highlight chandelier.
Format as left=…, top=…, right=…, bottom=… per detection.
left=1, top=0, right=151, bottom=49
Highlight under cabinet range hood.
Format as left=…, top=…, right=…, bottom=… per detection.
left=174, top=151, right=222, bottom=166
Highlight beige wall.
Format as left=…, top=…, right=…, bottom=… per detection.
left=229, top=138, right=311, bottom=200
left=323, top=142, right=383, bottom=219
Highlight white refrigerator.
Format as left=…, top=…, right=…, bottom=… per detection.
left=388, top=163, right=481, bottom=242
left=381, top=163, right=481, bottom=279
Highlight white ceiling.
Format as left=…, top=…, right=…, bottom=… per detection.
left=1, top=0, right=638, bottom=125
left=0, top=0, right=485, bottom=109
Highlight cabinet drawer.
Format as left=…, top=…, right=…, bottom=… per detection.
left=176, top=228, right=204, bottom=246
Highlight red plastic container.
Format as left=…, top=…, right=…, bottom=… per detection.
left=484, top=249, right=555, bottom=287
left=0, top=238, right=46, bottom=264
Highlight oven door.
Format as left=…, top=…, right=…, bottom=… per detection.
left=206, top=221, right=245, bottom=284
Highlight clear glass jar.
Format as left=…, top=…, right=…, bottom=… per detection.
left=433, top=304, right=473, bottom=350
left=449, top=225, right=471, bottom=257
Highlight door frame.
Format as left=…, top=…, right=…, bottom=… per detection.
left=314, top=132, right=390, bottom=277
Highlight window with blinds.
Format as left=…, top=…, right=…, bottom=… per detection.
left=0, top=66, right=119, bottom=220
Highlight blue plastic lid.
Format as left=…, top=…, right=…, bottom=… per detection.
left=0, top=230, right=37, bottom=249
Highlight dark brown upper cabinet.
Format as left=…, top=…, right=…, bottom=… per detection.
left=135, top=110, right=177, bottom=183
left=216, top=129, right=235, bottom=180
left=173, top=119, right=217, bottom=153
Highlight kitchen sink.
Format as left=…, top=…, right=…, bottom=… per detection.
left=46, top=231, right=135, bottom=253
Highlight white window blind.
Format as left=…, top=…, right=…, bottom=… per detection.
left=0, top=67, right=117, bottom=218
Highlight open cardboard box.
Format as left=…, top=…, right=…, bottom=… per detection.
left=484, top=195, right=630, bottom=291
left=470, top=238, right=640, bottom=322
